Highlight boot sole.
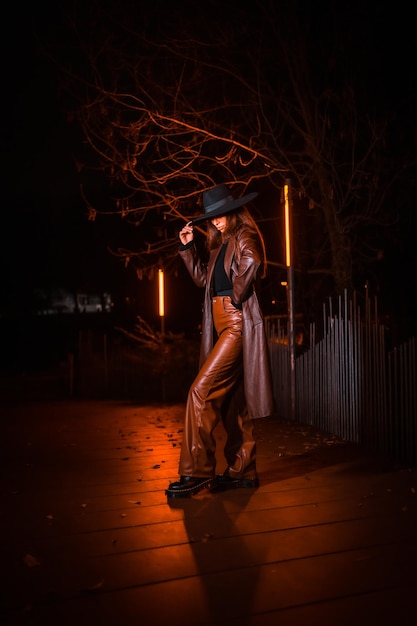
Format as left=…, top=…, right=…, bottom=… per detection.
left=165, top=478, right=214, bottom=498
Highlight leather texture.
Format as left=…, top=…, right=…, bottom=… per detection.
left=179, top=225, right=274, bottom=419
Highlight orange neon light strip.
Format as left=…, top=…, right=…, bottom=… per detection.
left=158, top=269, right=165, bottom=317
left=284, top=184, right=291, bottom=267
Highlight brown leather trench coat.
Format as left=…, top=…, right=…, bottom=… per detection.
left=179, top=225, right=275, bottom=419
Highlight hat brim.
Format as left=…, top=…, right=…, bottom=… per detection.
left=191, top=191, right=258, bottom=225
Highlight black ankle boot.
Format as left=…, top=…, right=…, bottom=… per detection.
left=165, top=476, right=214, bottom=498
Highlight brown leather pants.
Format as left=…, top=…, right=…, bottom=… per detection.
left=179, top=296, right=257, bottom=479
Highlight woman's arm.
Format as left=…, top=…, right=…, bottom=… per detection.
left=231, top=230, right=262, bottom=306
left=178, top=222, right=208, bottom=288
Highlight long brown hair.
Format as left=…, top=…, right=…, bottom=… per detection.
left=205, top=207, right=268, bottom=279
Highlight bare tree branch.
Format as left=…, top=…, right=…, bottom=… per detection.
left=38, top=0, right=415, bottom=319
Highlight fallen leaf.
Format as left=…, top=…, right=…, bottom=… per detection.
left=81, top=580, right=104, bottom=594
left=23, top=554, right=40, bottom=567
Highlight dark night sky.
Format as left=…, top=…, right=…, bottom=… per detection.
left=1, top=13, right=84, bottom=287
left=1, top=6, right=138, bottom=319
left=1, top=1, right=416, bottom=337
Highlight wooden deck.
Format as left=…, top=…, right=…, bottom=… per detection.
left=1, top=399, right=417, bottom=626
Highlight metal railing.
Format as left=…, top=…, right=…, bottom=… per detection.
left=267, top=291, right=417, bottom=467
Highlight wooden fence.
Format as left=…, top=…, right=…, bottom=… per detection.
left=267, top=291, right=417, bottom=467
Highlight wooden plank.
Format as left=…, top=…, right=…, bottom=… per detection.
left=1, top=400, right=416, bottom=626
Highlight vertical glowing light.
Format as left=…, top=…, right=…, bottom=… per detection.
left=284, top=183, right=291, bottom=267
left=158, top=269, right=165, bottom=317
left=283, top=179, right=295, bottom=419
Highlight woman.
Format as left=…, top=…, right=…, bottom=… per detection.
left=166, top=183, right=274, bottom=498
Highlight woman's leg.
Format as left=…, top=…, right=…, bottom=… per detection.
left=178, top=297, right=243, bottom=477
left=221, top=383, right=257, bottom=480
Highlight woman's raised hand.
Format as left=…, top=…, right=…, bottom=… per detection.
left=179, top=221, right=194, bottom=245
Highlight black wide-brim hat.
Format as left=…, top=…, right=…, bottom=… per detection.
left=191, top=183, right=258, bottom=225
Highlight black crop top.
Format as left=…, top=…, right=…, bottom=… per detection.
left=214, top=243, right=232, bottom=295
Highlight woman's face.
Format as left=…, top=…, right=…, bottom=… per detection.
left=211, top=215, right=227, bottom=233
